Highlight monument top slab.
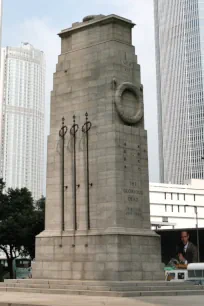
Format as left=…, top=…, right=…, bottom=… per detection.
left=58, top=14, right=135, bottom=37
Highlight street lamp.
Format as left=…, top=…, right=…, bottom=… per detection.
left=194, top=206, right=200, bottom=262
left=185, top=204, right=200, bottom=262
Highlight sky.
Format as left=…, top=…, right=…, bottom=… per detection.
left=2, top=0, right=159, bottom=184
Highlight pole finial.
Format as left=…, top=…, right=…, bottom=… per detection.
left=59, top=117, right=68, bottom=138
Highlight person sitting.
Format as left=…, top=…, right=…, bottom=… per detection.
left=177, top=231, right=198, bottom=264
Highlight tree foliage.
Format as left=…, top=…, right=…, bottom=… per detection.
left=24, top=196, right=45, bottom=259
left=0, top=180, right=45, bottom=278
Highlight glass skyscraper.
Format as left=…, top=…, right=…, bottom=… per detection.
left=154, top=0, right=204, bottom=184
left=0, top=43, right=45, bottom=199
left=0, top=0, right=3, bottom=142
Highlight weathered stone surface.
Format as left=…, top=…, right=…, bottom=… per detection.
left=33, top=14, right=163, bottom=281
left=33, top=233, right=163, bottom=280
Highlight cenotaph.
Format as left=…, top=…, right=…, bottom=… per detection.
left=33, top=14, right=164, bottom=281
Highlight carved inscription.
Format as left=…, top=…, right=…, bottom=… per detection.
left=126, top=207, right=142, bottom=216
left=121, top=59, right=133, bottom=72
left=123, top=181, right=143, bottom=216
left=123, top=181, right=143, bottom=201
left=123, top=188, right=143, bottom=195
left=128, top=195, right=138, bottom=202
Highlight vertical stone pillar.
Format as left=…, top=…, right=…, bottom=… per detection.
left=33, top=14, right=164, bottom=281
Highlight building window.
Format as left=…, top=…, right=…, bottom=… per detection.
left=178, top=205, right=180, bottom=213
left=162, top=217, right=168, bottom=223
left=172, top=205, right=173, bottom=212
left=184, top=206, right=186, bottom=213
left=184, top=194, right=186, bottom=201
left=171, top=193, right=173, bottom=200
left=177, top=193, right=179, bottom=200
left=165, top=204, right=167, bottom=212
left=194, top=194, right=196, bottom=201
left=164, top=192, right=166, bottom=200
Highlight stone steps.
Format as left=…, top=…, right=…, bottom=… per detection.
left=0, top=282, right=203, bottom=292
left=3, top=279, right=197, bottom=286
left=0, top=286, right=204, bottom=297
left=0, top=279, right=204, bottom=297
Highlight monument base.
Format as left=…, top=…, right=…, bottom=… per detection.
left=32, top=229, right=164, bottom=281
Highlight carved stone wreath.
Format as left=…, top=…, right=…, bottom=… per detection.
left=115, top=82, right=143, bottom=125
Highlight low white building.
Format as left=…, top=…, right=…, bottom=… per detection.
left=150, top=179, right=204, bottom=230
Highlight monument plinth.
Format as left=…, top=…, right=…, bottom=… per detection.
left=33, top=14, right=164, bottom=281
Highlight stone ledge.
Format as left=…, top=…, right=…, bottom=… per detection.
left=59, top=14, right=135, bottom=38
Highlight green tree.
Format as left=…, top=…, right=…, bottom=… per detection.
left=24, top=196, right=45, bottom=259
left=0, top=182, right=45, bottom=278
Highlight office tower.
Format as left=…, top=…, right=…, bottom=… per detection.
left=0, top=0, right=2, bottom=63
left=0, top=0, right=3, bottom=141
left=154, top=0, right=204, bottom=183
left=0, top=0, right=2, bottom=53
left=0, top=43, right=45, bottom=199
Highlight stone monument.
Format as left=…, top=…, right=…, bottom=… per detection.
left=33, top=14, right=164, bottom=281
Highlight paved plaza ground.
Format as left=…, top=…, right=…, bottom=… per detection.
left=0, top=292, right=203, bottom=306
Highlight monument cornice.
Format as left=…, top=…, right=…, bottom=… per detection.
left=58, top=14, right=135, bottom=38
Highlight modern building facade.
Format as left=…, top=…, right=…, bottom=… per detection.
left=150, top=179, right=204, bottom=229
left=0, top=0, right=3, bottom=140
left=0, top=43, right=45, bottom=199
left=154, top=0, right=204, bottom=184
